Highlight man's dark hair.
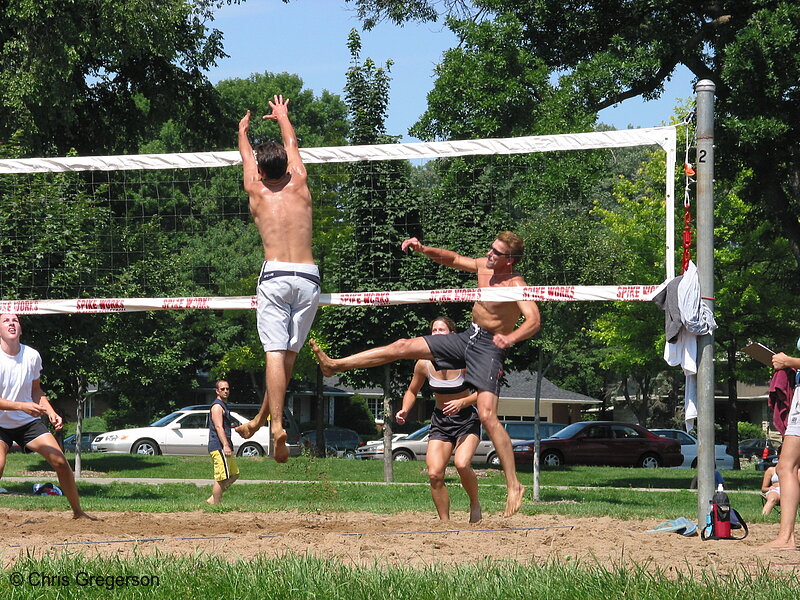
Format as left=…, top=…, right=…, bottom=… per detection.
left=254, top=141, right=288, bottom=179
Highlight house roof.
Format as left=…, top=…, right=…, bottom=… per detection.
left=294, top=371, right=600, bottom=405
left=500, top=370, right=601, bottom=404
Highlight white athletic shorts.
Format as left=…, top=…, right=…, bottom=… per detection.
left=256, top=261, right=320, bottom=353
left=784, top=386, right=800, bottom=437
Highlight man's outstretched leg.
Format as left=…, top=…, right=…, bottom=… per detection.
left=476, top=391, right=525, bottom=517
left=309, top=337, right=433, bottom=377
left=236, top=351, right=296, bottom=463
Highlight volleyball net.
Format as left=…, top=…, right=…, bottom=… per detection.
left=0, top=126, right=676, bottom=315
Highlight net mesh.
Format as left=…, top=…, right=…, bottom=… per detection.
left=0, top=128, right=676, bottom=307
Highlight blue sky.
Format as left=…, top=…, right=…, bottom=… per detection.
left=208, top=1, right=695, bottom=141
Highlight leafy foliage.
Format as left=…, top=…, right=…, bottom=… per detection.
left=366, top=1, right=800, bottom=277
left=0, top=0, right=231, bottom=155
left=318, top=30, right=430, bottom=397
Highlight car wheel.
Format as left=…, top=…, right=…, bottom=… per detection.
left=131, top=439, right=161, bottom=456
left=488, top=452, right=501, bottom=467
left=639, top=453, right=662, bottom=468
left=344, top=449, right=356, bottom=459
left=238, top=442, right=264, bottom=457
left=393, top=450, right=414, bottom=462
left=541, top=450, right=563, bottom=467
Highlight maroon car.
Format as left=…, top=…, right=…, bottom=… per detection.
left=512, top=421, right=683, bottom=468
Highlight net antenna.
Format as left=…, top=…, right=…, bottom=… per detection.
left=0, top=127, right=677, bottom=315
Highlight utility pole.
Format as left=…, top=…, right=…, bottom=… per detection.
left=695, top=79, right=716, bottom=526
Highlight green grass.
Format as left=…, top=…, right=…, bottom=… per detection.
left=3, top=451, right=765, bottom=489
left=0, top=552, right=790, bottom=600
left=0, top=453, right=772, bottom=522
left=0, top=456, right=784, bottom=599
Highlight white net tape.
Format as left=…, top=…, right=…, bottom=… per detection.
left=0, top=127, right=676, bottom=172
left=0, top=126, right=676, bottom=312
left=1, top=284, right=668, bottom=315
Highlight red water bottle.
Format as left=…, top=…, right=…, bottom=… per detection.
left=711, top=485, right=731, bottom=538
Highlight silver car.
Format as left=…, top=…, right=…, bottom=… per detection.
left=356, top=425, right=430, bottom=461
left=356, top=421, right=566, bottom=465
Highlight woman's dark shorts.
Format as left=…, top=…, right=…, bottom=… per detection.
left=429, top=406, right=481, bottom=445
left=423, top=324, right=507, bottom=396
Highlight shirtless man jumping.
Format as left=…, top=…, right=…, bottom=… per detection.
left=235, top=95, right=320, bottom=463
left=310, top=232, right=540, bottom=516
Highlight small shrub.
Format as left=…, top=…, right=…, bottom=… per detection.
left=738, top=421, right=763, bottom=442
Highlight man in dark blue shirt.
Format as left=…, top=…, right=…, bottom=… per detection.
left=207, top=380, right=239, bottom=505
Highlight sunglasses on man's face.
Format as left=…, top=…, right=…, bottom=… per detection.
left=489, top=246, right=513, bottom=257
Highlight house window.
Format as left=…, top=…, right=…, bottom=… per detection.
left=82, top=397, right=94, bottom=419
left=366, top=397, right=384, bottom=421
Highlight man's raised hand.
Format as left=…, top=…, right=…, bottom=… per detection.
left=239, top=110, right=252, bottom=133
left=264, top=94, right=290, bottom=121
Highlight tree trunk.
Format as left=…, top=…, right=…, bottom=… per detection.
left=74, top=375, right=87, bottom=480
left=726, top=341, right=741, bottom=469
left=248, top=370, right=264, bottom=401
left=383, top=364, right=394, bottom=482
left=315, top=367, right=325, bottom=458
left=533, top=350, right=544, bottom=501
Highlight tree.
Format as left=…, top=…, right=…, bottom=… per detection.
left=587, top=138, right=678, bottom=426
left=711, top=166, right=800, bottom=461
left=318, top=30, right=429, bottom=399
left=404, top=9, right=620, bottom=398
left=0, top=0, right=231, bottom=155
left=334, top=0, right=476, bottom=31
left=344, top=1, right=800, bottom=274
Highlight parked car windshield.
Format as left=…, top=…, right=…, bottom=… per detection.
left=404, top=425, right=430, bottom=441
left=149, top=412, right=184, bottom=427
left=548, top=422, right=586, bottom=439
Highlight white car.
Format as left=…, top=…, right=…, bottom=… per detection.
left=91, top=405, right=294, bottom=457
left=362, top=433, right=408, bottom=447
left=651, top=428, right=734, bottom=470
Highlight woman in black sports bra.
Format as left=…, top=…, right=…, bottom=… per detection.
left=395, top=317, right=482, bottom=523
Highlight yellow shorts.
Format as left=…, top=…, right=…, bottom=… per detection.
left=210, top=449, right=240, bottom=482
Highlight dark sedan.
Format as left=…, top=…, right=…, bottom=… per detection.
left=63, top=432, right=102, bottom=453
left=738, top=438, right=781, bottom=462
left=512, top=421, right=683, bottom=468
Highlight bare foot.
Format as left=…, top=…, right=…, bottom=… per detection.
left=309, top=339, right=337, bottom=377
left=469, top=504, right=483, bottom=524
left=207, top=497, right=220, bottom=505
left=763, top=537, right=797, bottom=550
left=73, top=510, right=98, bottom=521
left=273, top=429, right=289, bottom=463
left=236, top=419, right=261, bottom=440
left=503, top=483, right=525, bottom=518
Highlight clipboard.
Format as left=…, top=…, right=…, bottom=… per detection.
left=742, top=342, right=775, bottom=367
